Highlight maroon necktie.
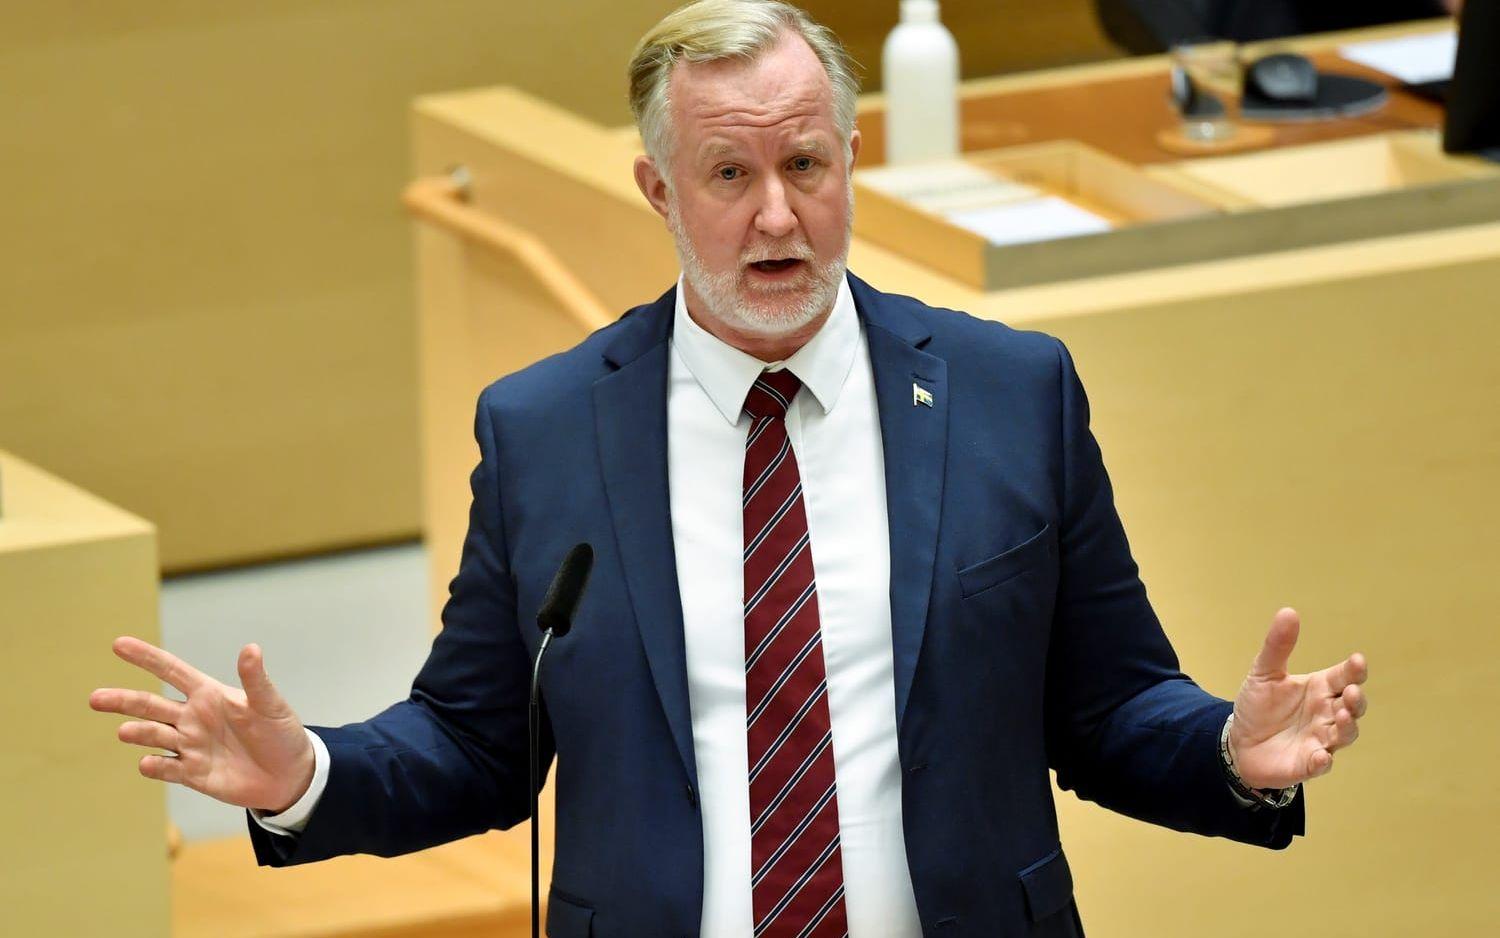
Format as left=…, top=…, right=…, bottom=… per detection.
left=741, top=369, right=848, bottom=938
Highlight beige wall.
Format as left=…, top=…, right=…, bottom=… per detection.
left=0, top=1, right=683, bottom=572
left=0, top=1, right=1115, bottom=573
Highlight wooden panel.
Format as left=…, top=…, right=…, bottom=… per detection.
left=802, top=0, right=1122, bottom=85
left=412, top=218, right=596, bottom=631
left=1, top=451, right=167, bottom=937
left=172, top=824, right=550, bottom=938
left=1161, top=132, right=1487, bottom=206
left=0, top=0, right=691, bottom=573
left=1040, top=253, right=1500, bottom=938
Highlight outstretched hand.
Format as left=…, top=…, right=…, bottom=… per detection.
left=1229, top=608, right=1368, bottom=790
left=89, top=636, right=314, bottom=814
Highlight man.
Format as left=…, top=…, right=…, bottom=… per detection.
left=91, top=2, right=1370, bottom=935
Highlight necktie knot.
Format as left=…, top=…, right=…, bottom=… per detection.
left=743, top=369, right=802, bottom=422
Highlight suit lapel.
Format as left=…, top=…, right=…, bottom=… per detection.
left=588, top=273, right=946, bottom=779
left=592, top=290, right=698, bottom=790
left=849, top=274, right=948, bottom=727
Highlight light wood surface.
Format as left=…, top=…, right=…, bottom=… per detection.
left=0, top=0, right=695, bottom=573
left=852, top=140, right=1228, bottom=289
left=172, top=825, right=550, bottom=938
left=1, top=451, right=167, bottom=937
left=407, top=169, right=614, bottom=631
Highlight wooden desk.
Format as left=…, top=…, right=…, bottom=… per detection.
left=172, top=828, right=547, bottom=938
left=862, top=20, right=1450, bottom=166
left=405, top=20, right=1500, bottom=937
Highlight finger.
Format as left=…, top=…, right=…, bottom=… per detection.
left=1340, top=684, right=1368, bottom=719
left=1326, top=652, right=1369, bottom=695
left=1251, top=607, right=1300, bottom=678
left=238, top=644, right=288, bottom=718
left=1328, top=709, right=1360, bottom=751
left=1307, top=747, right=1334, bottom=778
left=89, top=687, right=185, bottom=725
left=139, top=753, right=186, bottom=785
left=118, top=720, right=183, bottom=754
left=112, top=636, right=207, bottom=695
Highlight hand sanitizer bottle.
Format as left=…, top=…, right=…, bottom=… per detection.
left=882, top=0, right=961, bottom=164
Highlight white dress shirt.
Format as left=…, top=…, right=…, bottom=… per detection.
left=258, top=272, right=923, bottom=937
left=669, top=274, right=920, bottom=937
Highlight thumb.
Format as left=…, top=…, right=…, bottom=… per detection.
left=1251, top=607, right=1300, bottom=678
left=238, top=644, right=288, bottom=717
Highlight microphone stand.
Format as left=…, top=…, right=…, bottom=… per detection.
left=529, top=627, right=555, bottom=938
left=525, top=541, right=591, bottom=938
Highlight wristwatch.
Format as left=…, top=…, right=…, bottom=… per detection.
left=1219, top=713, right=1300, bottom=809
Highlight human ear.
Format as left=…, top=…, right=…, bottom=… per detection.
left=633, top=155, right=671, bottom=221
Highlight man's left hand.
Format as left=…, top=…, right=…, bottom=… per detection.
left=1229, top=607, right=1368, bottom=790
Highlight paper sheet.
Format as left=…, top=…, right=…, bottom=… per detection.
left=945, top=196, right=1112, bottom=247
left=855, top=160, right=1040, bottom=214
left=1338, top=30, right=1457, bottom=84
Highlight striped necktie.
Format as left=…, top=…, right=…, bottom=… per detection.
left=741, top=369, right=848, bottom=938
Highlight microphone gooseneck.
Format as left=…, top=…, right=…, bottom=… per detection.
left=529, top=542, right=594, bottom=938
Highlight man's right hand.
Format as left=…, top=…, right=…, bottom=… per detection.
left=89, top=636, right=315, bottom=814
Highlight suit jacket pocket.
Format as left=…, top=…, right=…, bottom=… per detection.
left=958, top=523, right=1056, bottom=598
left=1018, top=845, right=1074, bottom=923
left=546, top=889, right=594, bottom=937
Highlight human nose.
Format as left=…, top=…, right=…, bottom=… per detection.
left=752, top=176, right=797, bottom=240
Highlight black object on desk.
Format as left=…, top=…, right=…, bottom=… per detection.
left=1444, top=0, right=1500, bottom=160
left=1240, top=52, right=1388, bottom=121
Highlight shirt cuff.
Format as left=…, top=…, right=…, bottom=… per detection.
left=249, top=727, right=330, bottom=837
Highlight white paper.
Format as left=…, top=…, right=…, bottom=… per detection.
left=945, top=196, right=1112, bottom=248
left=856, top=159, right=1040, bottom=214
left=1338, top=30, right=1457, bottom=84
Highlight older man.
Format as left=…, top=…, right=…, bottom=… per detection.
left=91, top=2, right=1368, bottom=936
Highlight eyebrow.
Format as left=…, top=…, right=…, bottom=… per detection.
left=699, top=138, right=832, bottom=162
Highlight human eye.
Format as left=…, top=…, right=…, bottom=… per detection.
left=789, top=156, right=817, bottom=172
left=715, top=165, right=744, bottom=182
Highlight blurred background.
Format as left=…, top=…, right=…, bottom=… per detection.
left=4, top=2, right=1495, bottom=937
left=0, top=1, right=1117, bottom=576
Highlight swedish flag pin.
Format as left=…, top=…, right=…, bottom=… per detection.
left=912, top=382, right=934, bottom=408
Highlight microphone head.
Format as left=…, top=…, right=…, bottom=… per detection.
left=536, top=543, right=594, bottom=638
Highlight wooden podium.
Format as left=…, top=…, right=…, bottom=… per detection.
left=0, top=451, right=168, bottom=936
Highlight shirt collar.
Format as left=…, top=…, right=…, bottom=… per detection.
left=671, top=272, right=859, bottom=425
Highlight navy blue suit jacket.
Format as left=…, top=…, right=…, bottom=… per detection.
left=250, top=273, right=1303, bottom=936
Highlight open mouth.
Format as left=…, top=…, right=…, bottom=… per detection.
left=748, top=258, right=805, bottom=274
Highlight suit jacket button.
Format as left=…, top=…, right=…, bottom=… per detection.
left=685, top=784, right=698, bottom=809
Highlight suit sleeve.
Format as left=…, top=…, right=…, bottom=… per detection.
left=249, top=386, right=555, bottom=866
left=1042, top=339, right=1303, bottom=848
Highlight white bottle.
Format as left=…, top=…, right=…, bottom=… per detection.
left=882, top=0, right=961, bottom=165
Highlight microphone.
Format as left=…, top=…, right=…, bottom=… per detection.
left=536, top=542, right=593, bottom=638
left=529, top=543, right=593, bottom=938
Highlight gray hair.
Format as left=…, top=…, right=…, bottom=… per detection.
left=627, top=0, right=861, bottom=179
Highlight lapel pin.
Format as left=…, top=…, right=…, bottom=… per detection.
left=912, top=383, right=934, bottom=408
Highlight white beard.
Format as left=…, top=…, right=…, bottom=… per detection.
left=666, top=189, right=853, bottom=339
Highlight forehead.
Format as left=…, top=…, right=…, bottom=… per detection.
left=668, top=31, right=836, bottom=158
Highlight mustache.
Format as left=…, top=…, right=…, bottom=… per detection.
left=741, top=244, right=815, bottom=264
